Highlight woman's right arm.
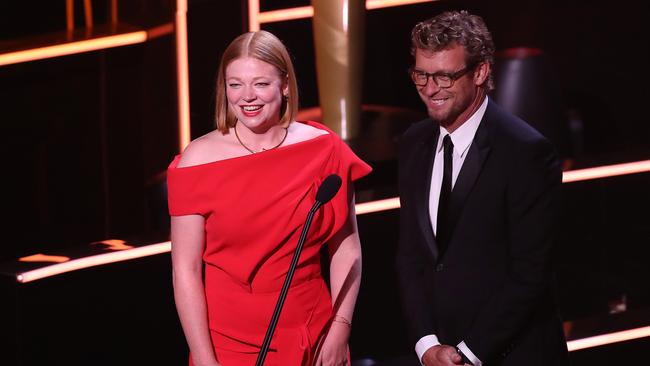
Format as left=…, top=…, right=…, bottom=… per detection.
left=171, top=214, right=220, bottom=366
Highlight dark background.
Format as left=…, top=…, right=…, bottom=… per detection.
left=1, top=0, right=649, bottom=364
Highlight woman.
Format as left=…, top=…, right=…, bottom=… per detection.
left=167, top=30, right=371, bottom=366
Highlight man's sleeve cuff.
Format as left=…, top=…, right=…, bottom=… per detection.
left=457, top=341, right=482, bottom=366
left=415, top=335, right=440, bottom=365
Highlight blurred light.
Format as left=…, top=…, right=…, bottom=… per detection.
left=94, top=239, right=134, bottom=251
left=19, top=254, right=70, bottom=263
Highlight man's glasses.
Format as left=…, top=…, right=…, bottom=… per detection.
left=409, top=64, right=476, bottom=88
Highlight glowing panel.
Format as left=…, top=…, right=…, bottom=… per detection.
left=567, top=326, right=650, bottom=351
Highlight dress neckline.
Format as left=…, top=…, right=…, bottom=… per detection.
left=170, top=123, right=331, bottom=170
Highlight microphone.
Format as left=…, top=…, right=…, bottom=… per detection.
left=256, top=174, right=342, bottom=366
left=315, top=174, right=342, bottom=206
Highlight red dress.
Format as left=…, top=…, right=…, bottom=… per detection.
left=167, top=121, right=371, bottom=366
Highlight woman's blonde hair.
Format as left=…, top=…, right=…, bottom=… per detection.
left=214, top=31, right=299, bottom=133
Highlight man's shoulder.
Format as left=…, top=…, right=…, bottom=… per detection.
left=402, top=118, right=436, bottom=143
left=485, top=101, right=549, bottom=145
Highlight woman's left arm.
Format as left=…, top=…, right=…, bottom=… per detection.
left=316, top=185, right=362, bottom=366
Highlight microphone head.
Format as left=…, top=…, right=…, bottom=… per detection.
left=315, top=174, right=342, bottom=204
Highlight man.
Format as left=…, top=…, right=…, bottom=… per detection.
left=396, top=10, right=569, bottom=366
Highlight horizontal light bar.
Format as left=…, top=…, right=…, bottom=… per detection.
left=12, top=158, right=650, bottom=281
left=258, top=5, right=313, bottom=24
left=16, top=241, right=171, bottom=283
left=254, top=0, right=435, bottom=25
left=0, top=22, right=174, bottom=67
left=366, top=0, right=435, bottom=10
left=355, top=159, right=650, bottom=215
left=567, top=325, right=650, bottom=351
left=562, top=159, right=650, bottom=183
left=356, top=197, right=400, bottom=215
left=0, top=31, right=147, bottom=66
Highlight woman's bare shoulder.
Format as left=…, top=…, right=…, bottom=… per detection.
left=177, top=130, right=233, bottom=168
left=286, top=121, right=329, bottom=144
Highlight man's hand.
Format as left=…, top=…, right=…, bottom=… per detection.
left=421, top=345, right=464, bottom=366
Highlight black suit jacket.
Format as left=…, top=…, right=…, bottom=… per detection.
left=396, top=99, right=569, bottom=365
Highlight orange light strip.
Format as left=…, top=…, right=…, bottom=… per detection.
left=175, top=0, right=191, bottom=151
left=566, top=325, right=650, bottom=351
left=16, top=241, right=171, bottom=283
left=249, top=0, right=435, bottom=29
left=562, top=159, right=650, bottom=183
left=0, top=31, right=147, bottom=67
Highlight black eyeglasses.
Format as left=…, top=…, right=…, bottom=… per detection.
left=409, top=64, right=476, bottom=88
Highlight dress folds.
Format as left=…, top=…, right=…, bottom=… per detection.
left=167, top=121, right=371, bottom=365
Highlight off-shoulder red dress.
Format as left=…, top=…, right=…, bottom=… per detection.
left=167, top=121, right=371, bottom=366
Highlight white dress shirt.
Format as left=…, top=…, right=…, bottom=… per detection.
left=417, top=97, right=488, bottom=366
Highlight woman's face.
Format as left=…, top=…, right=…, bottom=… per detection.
left=225, top=57, right=287, bottom=133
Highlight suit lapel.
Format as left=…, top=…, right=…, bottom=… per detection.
left=413, top=125, right=440, bottom=260
left=445, top=105, right=492, bottom=245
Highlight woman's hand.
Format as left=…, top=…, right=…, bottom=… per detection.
left=314, top=321, right=351, bottom=366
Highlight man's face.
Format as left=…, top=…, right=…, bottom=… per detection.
left=413, top=45, right=486, bottom=131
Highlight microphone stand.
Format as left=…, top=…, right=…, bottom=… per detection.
left=254, top=200, right=324, bottom=366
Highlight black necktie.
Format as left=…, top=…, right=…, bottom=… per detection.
left=437, top=134, right=453, bottom=251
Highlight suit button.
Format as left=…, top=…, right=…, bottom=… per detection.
left=435, top=263, right=444, bottom=272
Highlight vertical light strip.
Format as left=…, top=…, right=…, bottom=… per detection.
left=175, top=0, right=191, bottom=151
left=248, top=0, right=261, bottom=31
left=66, top=0, right=74, bottom=32
left=111, top=0, right=119, bottom=26
left=83, top=0, right=94, bottom=28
